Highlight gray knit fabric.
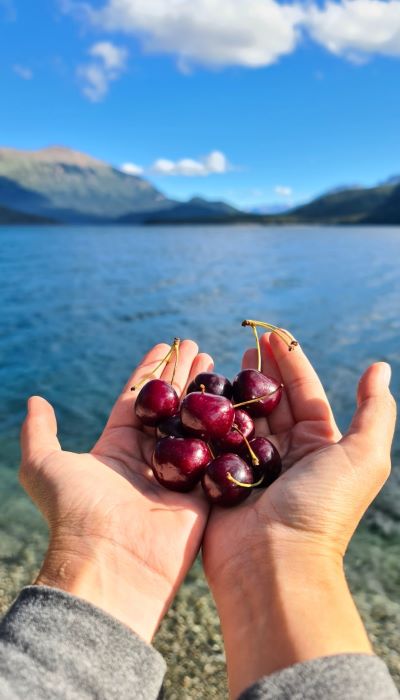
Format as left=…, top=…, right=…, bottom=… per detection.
left=0, top=586, right=165, bottom=699
left=239, top=654, right=399, bottom=700
left=0, top=586, right=398, bottom=700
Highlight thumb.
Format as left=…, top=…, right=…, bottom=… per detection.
left=341, top=362, right=397, bottom=471
left=20, top=396, right=61, bottom=471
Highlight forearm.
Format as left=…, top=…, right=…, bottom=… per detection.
left=36, top=532, right=173, bottom=643
left=209, top=546, right=372, bottom=699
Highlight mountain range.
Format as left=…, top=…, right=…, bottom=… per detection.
left=1, top=145, right=400, bottom=225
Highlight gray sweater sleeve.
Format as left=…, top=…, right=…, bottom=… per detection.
left=239, top=654, right=399, bottom=700
left=0, top=586, right=166, bottom=700
left=0, top=587, right=398, bottom=700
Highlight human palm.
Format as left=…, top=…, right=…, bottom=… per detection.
left=20, top=340, right=213, bottom=638
left=203, top=332, right=393, bottom=583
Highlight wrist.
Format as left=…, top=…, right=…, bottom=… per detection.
left=36, top=533, right=172, bottom=643
left=206, top=530, right=346, bottom=609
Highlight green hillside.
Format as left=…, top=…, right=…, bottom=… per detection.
left=120, top=196, right=243, bottom=224
left=0, top=146, right=172, bottom=222
left=365, top=184, right=400, bottom=224
left=0, top=205, right=54, bottom=225
left=279, top=185, right=396, bottom=224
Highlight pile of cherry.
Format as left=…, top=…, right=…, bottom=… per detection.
left=133, top=320, right=298, bottom=507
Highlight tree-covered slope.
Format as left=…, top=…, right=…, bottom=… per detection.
left=364, top=184, right=400, bottom=224
left=0, top=204, right=55, bottom=224
left=0, top=146, right=173, bottom=222
left=281, top=185, right=395, bottom=224
left=120, top=196, right=242, bottom=223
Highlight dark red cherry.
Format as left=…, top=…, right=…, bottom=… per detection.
left=214, top=409, right=255, bottom=453
left=187, top=372, right=233, bottom=399
left=242, top=437, right=282, bottom=487
left=156, top=414, right=188, bottom=439
left=202, top=454, right=254, bottom=507
left=180, top=392, right=235, bottom=440
left=135, top=379, right=179, bottom=427
left=232, top=369, right=282, bottom=417
left=152, top=437, right=211, bottom=492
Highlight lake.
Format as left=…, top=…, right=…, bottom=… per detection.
left=1, top=224, right=400, bottom=694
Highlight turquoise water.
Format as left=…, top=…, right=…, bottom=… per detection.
left=1, top=224, right=400, bottom=567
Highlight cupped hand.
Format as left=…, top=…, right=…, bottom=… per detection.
left=203, top=331, right=397, bottom=586
left=20, top=340, right=213, bottom=641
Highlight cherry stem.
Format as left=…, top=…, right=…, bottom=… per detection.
left=242, top=320, right=298, bottom=352
left=233, top=384, right=283, bottom=409
left=227, top=472, right=264, bottom=488
left=170, top=337, right=180, bottom=386
left=250, top=323, right=262, bottom=372
left=131, top=337, right=181, bottom=391
left=208, top=443, right=215, bottom=459
left=200, top=384, right=206, bottom=394
left=232, top=424, right=259, bottom=466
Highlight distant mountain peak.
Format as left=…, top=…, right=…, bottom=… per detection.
left=380, top=174, right=400, bottom=186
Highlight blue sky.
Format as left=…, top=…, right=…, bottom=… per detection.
left=1, top=0, right=400, bottom=208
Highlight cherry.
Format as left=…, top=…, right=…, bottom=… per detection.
left=135, top=379, right=179, bottom=427
left=186, top=372, right=233, bottom=398
left=232, top=369, right=282, bottom=417
left=202, top=454, right=256, bottom=507
left=214, top=409, right=255, bottom=453
left=242, top=437, right=282, bottom=487
left=156, top=414, right=189, bottom=439
left=152, top=437, right=211, bottom=492
left=180, top=391, right=235, bottom=440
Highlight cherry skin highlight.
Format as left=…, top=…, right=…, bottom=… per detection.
left=152, top=437, right=211, bottom=492
left=232, top=369, right=282, bottom=417
left=156, top=414, right=188, bottom=439
left=242, top=437, right=282, bottom=487
left=202, top=454, right=254, bottom=507
left=180, top=392, right=235, bottom=440
left=214, top=409, right=255, bottom=453
left=135, top=379, right=179, bottom=427
left=186, top=372, right=233, bottom=399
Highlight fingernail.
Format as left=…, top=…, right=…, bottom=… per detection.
left=379, top=362, right=392, bottom=388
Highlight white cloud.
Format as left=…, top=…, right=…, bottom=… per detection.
left=89, top=40, right=127, bottom=69
left=13, top=64, right=33, bottom=80
left=66, top=0, right=400, bottom=69
left=306, top=0, right=400, bottom=59
left=120, top=162, right=144, bottom=175
left=203, top=151, right=229, bottom=173
left=274, top=185, right=292, bottom=197
left=119, top=152, right=231, bottom=177
left=77, top=41, right=128, bottom=101
left=71, top=0, right=304, bottom=69
left=151, top=151, right=231, bottom=176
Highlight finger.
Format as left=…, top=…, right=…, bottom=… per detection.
left=259, top=333, right=294, bottom=434
left=122, top=343, right=171, bottom=393
left=20, top=396, right=61, bottom=475
left=241, top=347, right=271, bottom=436
left=182, top=352, right=214, bottom=395
left=341, top=363, right=396, bottom=471
left=269, top=331, right=341, bottom=438
left=107, top=343, right=172, bottom=430
left=161, top=339, right=199, bottom=396
left=242, top=348, right=258, bottom=371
